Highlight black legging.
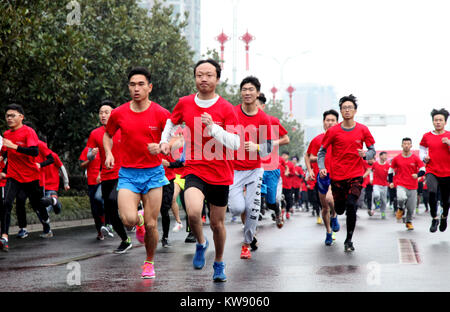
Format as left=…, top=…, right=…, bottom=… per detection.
left=2, top=178, right=49, bottom=235
left=101, top=179, right=128, bottom=241
left=365, top=184, right=373, bottom=210
left=16, top=188, right=28, bottom=229
left=88, top=184, right=104, bottom=233
left=160, top=180, right=174, bottom=239
left=282, top=188, right=293, bottom=211
left=427, top=174, right=450, bottom=218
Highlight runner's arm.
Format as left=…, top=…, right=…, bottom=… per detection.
left=60, top=165, right=70, bottom=188
left=419, top=145, right=428, bottom=162
left=17, top=146, right=39, bottom=157
left=210, top=124, right=240, bottom=150
left=40, top=154, right=55, bottom=168
left=160, top=120, right=179, bottom=145
left=364, top=145, right=376, bottom=160
left=388, top=167, right=395, bottom=183
left=317, top=146, right=327, bottom=170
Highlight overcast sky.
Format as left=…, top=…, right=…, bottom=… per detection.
left=200, top=0, right=450, bottom=150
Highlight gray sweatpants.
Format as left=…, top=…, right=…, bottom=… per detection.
left=228, top=168, right=264, bottom=245
left=397, top=186, right=417, bottom=223
left=372, top=185, right=388, bottom=213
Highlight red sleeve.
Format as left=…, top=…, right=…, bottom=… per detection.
left=86, top=130, right=97, bottom=148
left=79, top=147, right=88, bottom=161
left=262, top=113, right=272, bottom=141
left=27, top=127, right=39, bottom=147
left=105, top=109, right=120, bottom=137
left=415, top=155, right=425, bottom=169
left=363, top=126, right=376, bottom=148
left=160, top=108, right=171, bottom=132
left=38, top=141, right=52, bottom=157
left=53, top=153, right=63, bottom=168
left=170, top=98, right=184, bottom=125
left=419, top=133, right=428, bottom=148
left=321, top=128, right=334, bottom=149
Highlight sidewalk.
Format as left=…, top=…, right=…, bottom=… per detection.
left=10, top=218, right=95, bottom=234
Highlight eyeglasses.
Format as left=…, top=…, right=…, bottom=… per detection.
left=341, top=106, right=355, bottom=111
left=6, top=113, right=21, bottom=119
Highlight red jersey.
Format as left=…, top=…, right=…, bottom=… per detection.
left=36, top=141, right=54, bottom=187
left=43, top=152, right=64, bottom=191
left=261, top=115, right=288, bottom=171
left=307, top=132, right=332, bottom=178
left=106, top=102, right=170, bottom=169
left=233, top=105, right=272, bottom=171
left=362, top=161, right=372, bottom=188
left=282, top=160, right=295, bottom=189
left=372, top=161, right=390, bottom=186
left=0, top=160, right=6, bottom=187
left=292, top=166, right=304, bottom=189
left=2, top=125, right=41, bottom=183
left=278, top=156, right=286, bottom=173
left=87, top=126, right=121, bottom=181
left=79, top=146, right=101, bottom=186
left=170, top=94, right=239, bottom=185
left=321, top=122, right=375, bottom=181
left=419, top=131, right=450, bottom=177
left=390, top=153, right=424, bottom=190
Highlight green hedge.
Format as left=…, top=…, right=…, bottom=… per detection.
left=10, top=196, right=92, bottom=226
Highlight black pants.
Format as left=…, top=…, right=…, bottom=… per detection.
left=16, top=189, right=28, bottom=229
left=160, top=180, right=174, bottom=239
left=1, top=178, right=49, bottom=235
left=301, top=191, right=309, bottom=209
left=389, top=187, right=398, bottom=211
left=88, top=184, right=104, bottom=233
left=365, top=184, right=373, bottom=210
left=282, top=188, right=293, bottom=211
left=101, top=179, right=127, bottom=241
left=427, top=174, right=450, bottom=218
left=308, top=187, right=321, bottom=216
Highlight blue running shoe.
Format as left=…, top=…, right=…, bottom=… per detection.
left=17, top=228, right=29, bottom=239
left=325, top=232, right=333, bottom=246
left=213, top=261, right=227, bottom=282
left=193, top=239, right=209, bottom=269
left=331, top=217, right=340, bottom=232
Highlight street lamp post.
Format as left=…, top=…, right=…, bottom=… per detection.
left=215, top=30, right=230, bottom=69
left=240, top=30, right=255, bottom=71
left=286, top=85, right=295, bottom=118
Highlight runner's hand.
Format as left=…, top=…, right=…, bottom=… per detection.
left=308, top=169, right=316, bottom=181
left=443, top=137, right=450, bottom=145
left=357, top=149, right=366, bottom=158
left=162, top=159, right=170, bottom=167
left=105, top=153, right=115, bottom=170
left=389, top=183, right=395, bottom=189
left=319, top=169, right=327, bottom=179
left=245, top=141, right=258, bottom=152
left=411, top=173, right=418, bottom=179
left=148, top=143, right=161, bottom=155
left=423, top=155, right=430, bottom=164
left=160, top=142, right=170, bottom=155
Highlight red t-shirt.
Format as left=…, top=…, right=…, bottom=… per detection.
left=87, top=126, right=121, bottom=181
left=36, top=141, right=54, bottom=187
left=79, top=146, right=101, bottom=186
left=307, top=132, right=333, bottom=178
left=390, top=153, right=424, bottom=190
left=282, top=160, right=295, bottom=189
left=170, top=94, right=239, bottom=185
left=233, top=105, right=272, bottom=171
left=261, top=115, right=288, bottom=171
left=278, top=156, right=286, bottom=173
left=0, top=160, right=6, bottom=187
left=321, top=122, right=376, bottom=181
left=2, top=125, right=41, bottom=183
left=43, top=152, right=63, bottom=191
left=362, top=161, right=372, bottom=188
left=372, top=161, right=390, bottom=186
left=419, top=131, right=450, bottom=177
left=292, top=166, right=304, bottom=189
left=106, top=102, right=170, bottom=169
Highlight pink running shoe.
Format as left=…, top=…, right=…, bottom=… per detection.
left=141, top=262, right=155, bottom=279
left=135, top=210, right=145, bottom=244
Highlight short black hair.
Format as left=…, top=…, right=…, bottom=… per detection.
left=257, top=93, right=267, bottom=104
left=100, top=99, right=115, bottom=109
left=431, top=108, right=449, bottom=122
left=379, top=151, right=387, bottom=156
left=194, top=59, right=221, bottom=79
left=128, top=67, right=151, bottom=83
left=402, top=137, right=412, bottom=143
left=323, top=109, right=339, bottom=121
left=240, top=76, right=261, bottom=92
left=339, top=94, right=358, bottom=110
left=282, top=151, right=290, bottom=156
left=5, top=103, right=25, bottom=115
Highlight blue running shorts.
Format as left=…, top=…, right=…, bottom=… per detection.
left=118, top=165, right=169, bottom=195
left=262, top=169, right=281, bottom=205
left=317, top=172, right=331, bottom=195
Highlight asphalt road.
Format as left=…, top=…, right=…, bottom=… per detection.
left=1, top=205, right=450, bottom=293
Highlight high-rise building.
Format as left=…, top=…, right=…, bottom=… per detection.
left=282, top=83, right=338, bottom=144
left=138, top=0, right=201, bottom=61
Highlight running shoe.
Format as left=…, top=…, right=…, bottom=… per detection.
left=141, top=262, right=155, bottom=279
left=213, top=261, right=227, bottom=282
left=185, top=232, right=196, bottom=243
left=202, top=215, right=206, bottom=223
left=101, top=225, right=114, bottom=238
left=406, top=222, right=414, bottom=231
left=250, top=237, right=258, bottom=251
left=240, top=245, right=251, bottom=259
left=344, top=241, right=355, bottom=252
left=332, top=232, right=337, bottom=241
left=40, top=230, right=53, bottom=238
left=17, top=228, right=29, bottom=239
left=430, top=219, right=440, bottom=233
left=375, top=200, right=381, bottom=210
left=395, top=209, right=404, bottom=221
left=331, top=217, right=340, bottom=232
left=325, top=232, right=333, bottom=246
left=317, top=216, right=323, bottom=224
left=439, top=216, right=447, bottom=232
left=381, top=212, right=386, bottom=219
left=135, top=210, right=145, bottom=244
left=368, top=209, right=374, bottom=217
left=96, top=232, right=105, bottom=241
left=276, top=215, right=284, bottom=229
left=416, top=208, right=419, bottom=214
left=193, top=239, right=209, bottom=269
left=172, top=222, right=183, bottom=232
left=114, top=238, right=132, bottom=254
left=286, top=211, right=290, bottom=220
left=271, top=213, right=276, bottom=222
left=0, top=237, right=8, bottom=252
left=161, top=237, right=170, bottom=248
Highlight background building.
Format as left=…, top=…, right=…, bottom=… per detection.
left=139, top=0, right=201, bottom=61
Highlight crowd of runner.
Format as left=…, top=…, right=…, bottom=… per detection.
left=0, top=59, right=449, bottom=282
